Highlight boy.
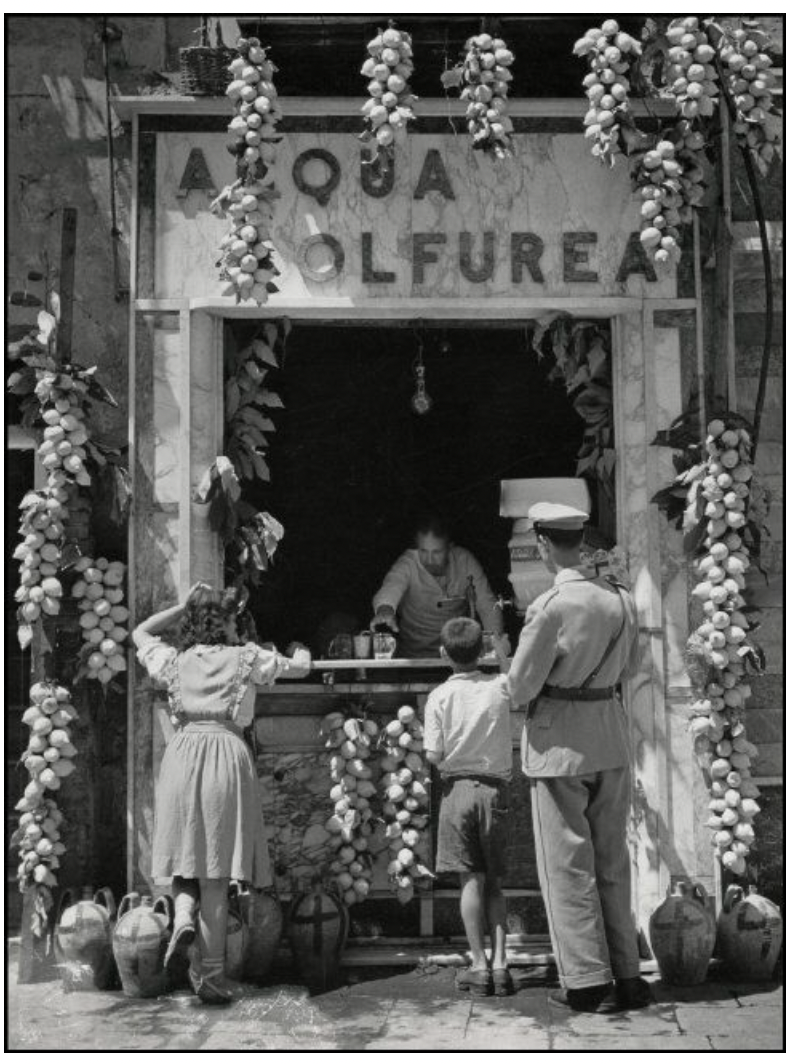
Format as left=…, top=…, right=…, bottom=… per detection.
left=424, top=617, right=514, bottom=997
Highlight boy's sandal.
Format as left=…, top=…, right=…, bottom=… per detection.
left=455, top=967, right=493, bottom=997
left=492, top=967, right=515, bottom=997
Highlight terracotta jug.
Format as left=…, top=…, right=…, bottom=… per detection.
left=55, top=886, right=117, bottom=991
left=113, top=893, right=173, bottom=998
left=240, top=887, right=283, bottom=984
left=649, top=880, right=716, bottom=985
left=224, top=882, right=249, bottom=981
left=717, top=884, right=783, bottom=981
left=288, top=883, right=348, bottom=991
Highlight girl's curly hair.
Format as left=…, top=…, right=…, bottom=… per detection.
left=176, top=585, right=241, bottom=650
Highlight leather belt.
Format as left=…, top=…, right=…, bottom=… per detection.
left=541, top=685, right=616, bottom=702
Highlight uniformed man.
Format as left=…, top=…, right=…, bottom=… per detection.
left=506, top=502, right=651, bottom=1014
left=371, top=513, right=507, bottom=659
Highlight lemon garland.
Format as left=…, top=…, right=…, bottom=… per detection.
left=360, top=23, right=416, bottom=167
left=7, top=300, right=126, bottom=930
left=213, top=34, right=282, bottom=305
left=379, top=707, right=433, bottom=904
left=322, top=709, right=378, bottom=906
left=709, top=19, right=781, bottom=164
left=72, top=556, right=129, bottom=685
left=681, top=417, right=764, bottom=876
left=441, top=31, right=516, bottom=159
left=574, top=16, right=781, bottom=273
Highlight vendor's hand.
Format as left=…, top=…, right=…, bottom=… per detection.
left=290, top=646, right=312, bottom=669
left=285, top=640, right=307, bottom=656
left=371, top=609, right=399, bottom=633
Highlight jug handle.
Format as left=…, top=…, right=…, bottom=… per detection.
left=153, top=894, right=174, bottom=930
left=690, top=882, right=708, bottom=906
left=93, top=887, right=117, bottom=921
left=55, top=887, right=75, bottom=926
left=52, top=888, right=74, bottom=956
left=117, top=892, right=140, bottom=920
left=227, top=883, right=244, bottom=917
left=722, top=883, right=743, bottom=914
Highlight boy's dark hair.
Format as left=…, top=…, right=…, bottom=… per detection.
left=535, top=525, right=585, bottom=550
left=440, top=617, right=483, bottom=666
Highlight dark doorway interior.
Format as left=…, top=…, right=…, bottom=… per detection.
left=232, top=321, right=586, bottom=651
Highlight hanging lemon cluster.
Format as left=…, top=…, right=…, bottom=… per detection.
left=688, top=418, right=762, bottom=877
left=12, top=358, right=95, bottom=647
left=13, top=681, right=77, bottom=891
left=458, top=32, right=515, bottom=158
left=72, top=556, right=128, bottom=686
left=14, top=489, right=68, bottom=628
left=574, top=20, right=641, bottom=166
left=360, top=24, right=416, bottom=160
left=665, top=18, right=719, bottom=121
left=214, top=35, right=281, bottom=305
left=717, top=25, right=780, bottom=163
left=323, top=711, right=378, bottom=906
left=380, top=706, right=432, bottom=904
left=34, top=371, right=91, bottom=488
left=634, top=138, right=695, bottom=270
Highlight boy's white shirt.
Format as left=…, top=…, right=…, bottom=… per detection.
left=423, top=670, right=513, bottom=780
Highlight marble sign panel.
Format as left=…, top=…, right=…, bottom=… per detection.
left=154, top=131, right=677, bottom=302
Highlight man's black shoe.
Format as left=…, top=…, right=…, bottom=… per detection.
left=549, top=982, right=622, bottom=1013
left=616, top=976, right=653, bottom=1009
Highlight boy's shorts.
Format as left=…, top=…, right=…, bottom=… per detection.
left=436, top=776, right=510, bottom=878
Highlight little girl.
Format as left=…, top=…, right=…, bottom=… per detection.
left=133, top=582, right=311, bottom=1003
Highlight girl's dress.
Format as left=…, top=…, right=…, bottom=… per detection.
left=137, top=637, right=295, bottom=886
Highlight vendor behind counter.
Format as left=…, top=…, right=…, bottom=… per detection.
left=371, top=513, right=506, bottom=658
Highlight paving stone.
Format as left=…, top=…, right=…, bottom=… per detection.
left=468, top=989, right=552, bottom=1030
left=548, top=1001, right=680, bottom=1038
left=728, top=984, right=784, bottom=1007
left=6, top=956, right=783, bottom=1051
left=552, top=1033, right=712, bottom=1050
left=464, top=1026, right=551, bottom=1051
left=710, top=1032, right=785, bottom=1052
left=676, top=1005, right=782, bottom=1038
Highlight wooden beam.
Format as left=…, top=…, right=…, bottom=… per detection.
left=58, top=208, right=77, bottom=364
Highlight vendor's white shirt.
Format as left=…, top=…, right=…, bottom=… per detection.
left=372, top=545, right=501, bottom=657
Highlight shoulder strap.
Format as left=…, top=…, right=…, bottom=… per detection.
left=579, top=586, right=627, bottom=690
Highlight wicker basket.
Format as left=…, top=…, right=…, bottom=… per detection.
left=179, top=17, right=234, bottom=96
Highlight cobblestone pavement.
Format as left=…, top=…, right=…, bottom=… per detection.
left=7, top=959, right=784, bottom=1052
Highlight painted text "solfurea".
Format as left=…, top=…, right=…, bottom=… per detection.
left=297, top=230, right=658, bottom=285
left=291, top=147, right=658, bottom=285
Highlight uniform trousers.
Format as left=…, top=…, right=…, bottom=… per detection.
left=530, top=766, right=640, bottom=990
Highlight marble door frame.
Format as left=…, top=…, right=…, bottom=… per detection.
left=129, top=300, right=700, bottom=938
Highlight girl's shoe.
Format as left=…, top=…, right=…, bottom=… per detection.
left=492, top=967, right=515, bottom=997
left=455, top=966, right=493, bottom=997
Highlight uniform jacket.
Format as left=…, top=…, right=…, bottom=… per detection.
left=506, top=567, right=640, bottom=778
left=372, top=545, right=500, bottom=657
